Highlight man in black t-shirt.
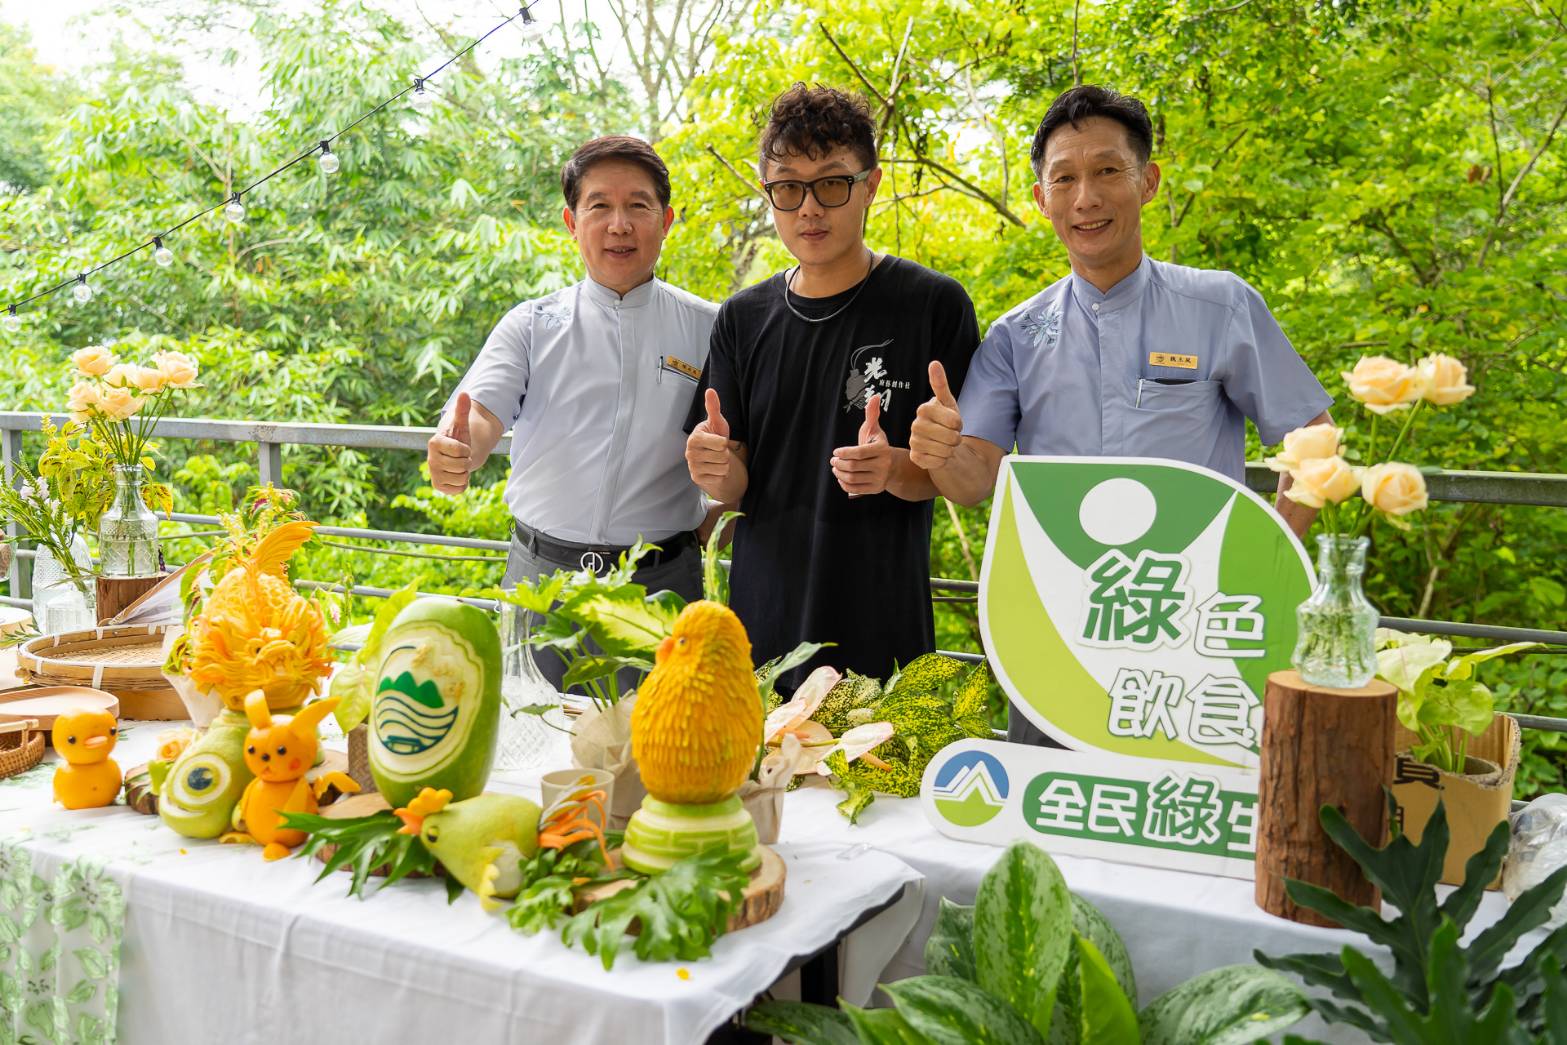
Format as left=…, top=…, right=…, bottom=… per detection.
left=684, top=84, right=980, bottom=692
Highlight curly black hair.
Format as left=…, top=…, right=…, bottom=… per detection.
left=758, top=83, right=878, bottom=175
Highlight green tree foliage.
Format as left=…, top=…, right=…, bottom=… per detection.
left=0, top=0, right=1562, bottom=784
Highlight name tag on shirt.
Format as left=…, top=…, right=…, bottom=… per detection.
left=1149, top=352, right=1199, bottom=370
left=662, top=355, right=703, bottom=382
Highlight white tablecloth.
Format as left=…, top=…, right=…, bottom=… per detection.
left=0, top=722, right=922, bottom=1045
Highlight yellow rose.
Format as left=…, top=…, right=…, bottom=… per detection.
left=66, top=380, right=99, bottom=417
left=1342, top=355, right=1421, bottom=414
left=103, top=362, right=139, bottom=389
left=1283, top=455, right=1361, bottom=508
left=1416, top=353, right=1475, bottom=406
left=130, top=364, right=167, bottom=392
left=1362, top=462, right=1428, bottom=517
left=155, top=727, right=195, bottom=763
left=70, top=344, right=115, bottom=377
left=1265, top=422, right=1343, bottom=473
left=97, top=384, right=145, bottom=421
left=153, top=351, right=199, bottom=389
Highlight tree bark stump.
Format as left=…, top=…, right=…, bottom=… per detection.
left=1256, top=669, right=1397, bottom=927
left=95, top=574, right=165, bottom=624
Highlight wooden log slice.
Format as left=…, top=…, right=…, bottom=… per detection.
left=1256, top=669, right=1396, bottom=927
left=573, top=846, right=786, bottom=933
left=123, top=763, right=159, bottom=815
left=95, top=575, right=166, bottom=625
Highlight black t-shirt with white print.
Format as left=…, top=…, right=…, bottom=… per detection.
left=684, top=255, right=979, bottom=693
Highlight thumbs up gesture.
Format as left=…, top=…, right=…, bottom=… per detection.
left=832, top=393, right=894, bottom=497
left=428, top=391, right=475, bottom=495
left=909, top=361, right=963, bottom=472
left=687, top=388, right=741, bottom=499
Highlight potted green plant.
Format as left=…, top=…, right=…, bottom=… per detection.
left=1375, top=631, right=1537, bottom=885
left=746, top=841, right=1310, bottom=1044
left=1258, top=797, right=1567, bottom=1040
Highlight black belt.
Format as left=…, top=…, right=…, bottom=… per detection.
left=513, top=520, right=697, bottom=573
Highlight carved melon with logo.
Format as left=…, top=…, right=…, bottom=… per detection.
left=368, top=599, right=501, bottom=808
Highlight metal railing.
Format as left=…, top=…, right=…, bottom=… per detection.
left=4, top=410, right=1564, bottom=676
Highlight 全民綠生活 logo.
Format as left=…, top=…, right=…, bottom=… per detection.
left=931, top=749, right=1010, bottom=827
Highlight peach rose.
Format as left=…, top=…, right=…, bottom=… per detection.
left=1283, top=455, right=1361, bottom=508
left=1265, top=422, right=1343, bottom=473
left=153, top=351, right=199, bottom=389
left=66, top=380, right=99, bottom=420
left=1416, top=353, right=1475, bottom=406
left=1342, top=355, right=1422, bottom=414
left=70, top=344, right=115, bottom=377
left=1362, top=462, right=1428, bottom=517
left=96, top=384, right=145, bottom=421
left=130, top=364, right=167, bottom=392
left=103, top=362, right=139, bottom=389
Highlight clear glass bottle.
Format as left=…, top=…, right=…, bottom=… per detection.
left=492, top=603, right=569, bottom=772
left=1291, top=534, right=1379, bottom=688
left=32, top=533, right=97, bottom=633
left=98, top=464, right=161, bottom=577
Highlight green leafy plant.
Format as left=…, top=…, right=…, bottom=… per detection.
left=283, top=809, right=464, bottom=903
left=0, top=462, right=93, bottom=594
left=1256, top=797, right=1567, bottom=1041
left=558, top=848, right=751, bottom=970
left=747, top=841, right=1307, bottom=1044
left=330, top=580, right=419, bottom=732
left=812, top=655, right=996, bottom=823
left=1375, top=631, right=1539, bottom=773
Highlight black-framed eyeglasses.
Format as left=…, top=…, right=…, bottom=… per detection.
left=761, top=169, right=871, bottom=211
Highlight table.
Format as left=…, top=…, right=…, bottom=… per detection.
left=0, top=721, right=922, bottom=1045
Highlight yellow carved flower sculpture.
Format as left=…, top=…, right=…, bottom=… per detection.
left=185, top=520, right=332, bottom=711
left=631, top=600, right=762, bottom=805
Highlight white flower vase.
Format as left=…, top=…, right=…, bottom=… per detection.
left=159, top=628, right=223, bottom=727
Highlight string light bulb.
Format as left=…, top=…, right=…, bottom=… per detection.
left=72, top=275, right=93, bottom=304
left=411, top=77, right=435, bottom=111
left=224, top=193, right=246, bottom=223
left=3, top=307, right=19, bottom=333
left=153, top=237, right=174, bottom=267
left=318, top=140, right=339, bottom=175
left=518, top=6, right=547, bottom=39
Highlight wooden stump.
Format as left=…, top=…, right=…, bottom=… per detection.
left=95, top=575, right=165, bottom=624
left=1256, top=670, right=1396, bottom=927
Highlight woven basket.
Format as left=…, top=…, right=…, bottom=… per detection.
left=16, top=625, right=186, bottom=720
left=0, top=719, right=45, bottom=780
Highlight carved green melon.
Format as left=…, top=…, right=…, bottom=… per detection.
left=159, top=708, right=253, bottom=839
left=369, top=599, right=501, bottom=809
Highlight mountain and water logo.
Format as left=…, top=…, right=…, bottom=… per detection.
left=374, top=667, right=458, bottom=755
left=931, top=750, right=1010, bottom=827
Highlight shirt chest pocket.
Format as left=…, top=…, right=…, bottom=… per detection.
left=650, top=351, right=703, bottom=427
left=1120, top=378, right=1226, bottom=463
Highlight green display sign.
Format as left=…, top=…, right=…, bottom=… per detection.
left=980, top=457, right=1314, bottom=768
left=921, top=457, right=1313, bottom=878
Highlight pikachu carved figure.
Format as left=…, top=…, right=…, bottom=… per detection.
left=52, top=707, right=122, bottom=809
left=224, top=691, right=359, bottom=860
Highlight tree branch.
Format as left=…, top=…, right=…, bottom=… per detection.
left=705, top=146, right=766, bottom=201
left=1478, top=94, right=1567, bottom=267
left=818, top=23, right=892, bottom=109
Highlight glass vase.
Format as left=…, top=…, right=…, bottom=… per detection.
left=492, top=603, right=571, bottom=772
left=1291, top=534, right=1379, bottom=689
left=98, top=464, right=161, bottom=577
left=31, top=534, right=97, bottom=634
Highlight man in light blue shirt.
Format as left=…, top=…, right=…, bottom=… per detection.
left=910, top=85, right=1331, bottom=537
left=909, top=85, right=1332, bottom=745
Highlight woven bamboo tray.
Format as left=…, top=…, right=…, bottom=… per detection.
left=16, top=625, right=185, bottom=720
left=0, top=719, right=45, bottom=779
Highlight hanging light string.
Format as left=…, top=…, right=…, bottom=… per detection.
left=2, top=3, right=544, bottom=323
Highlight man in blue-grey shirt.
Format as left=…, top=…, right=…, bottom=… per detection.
left=910, top=85, right=1332, bottom=539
